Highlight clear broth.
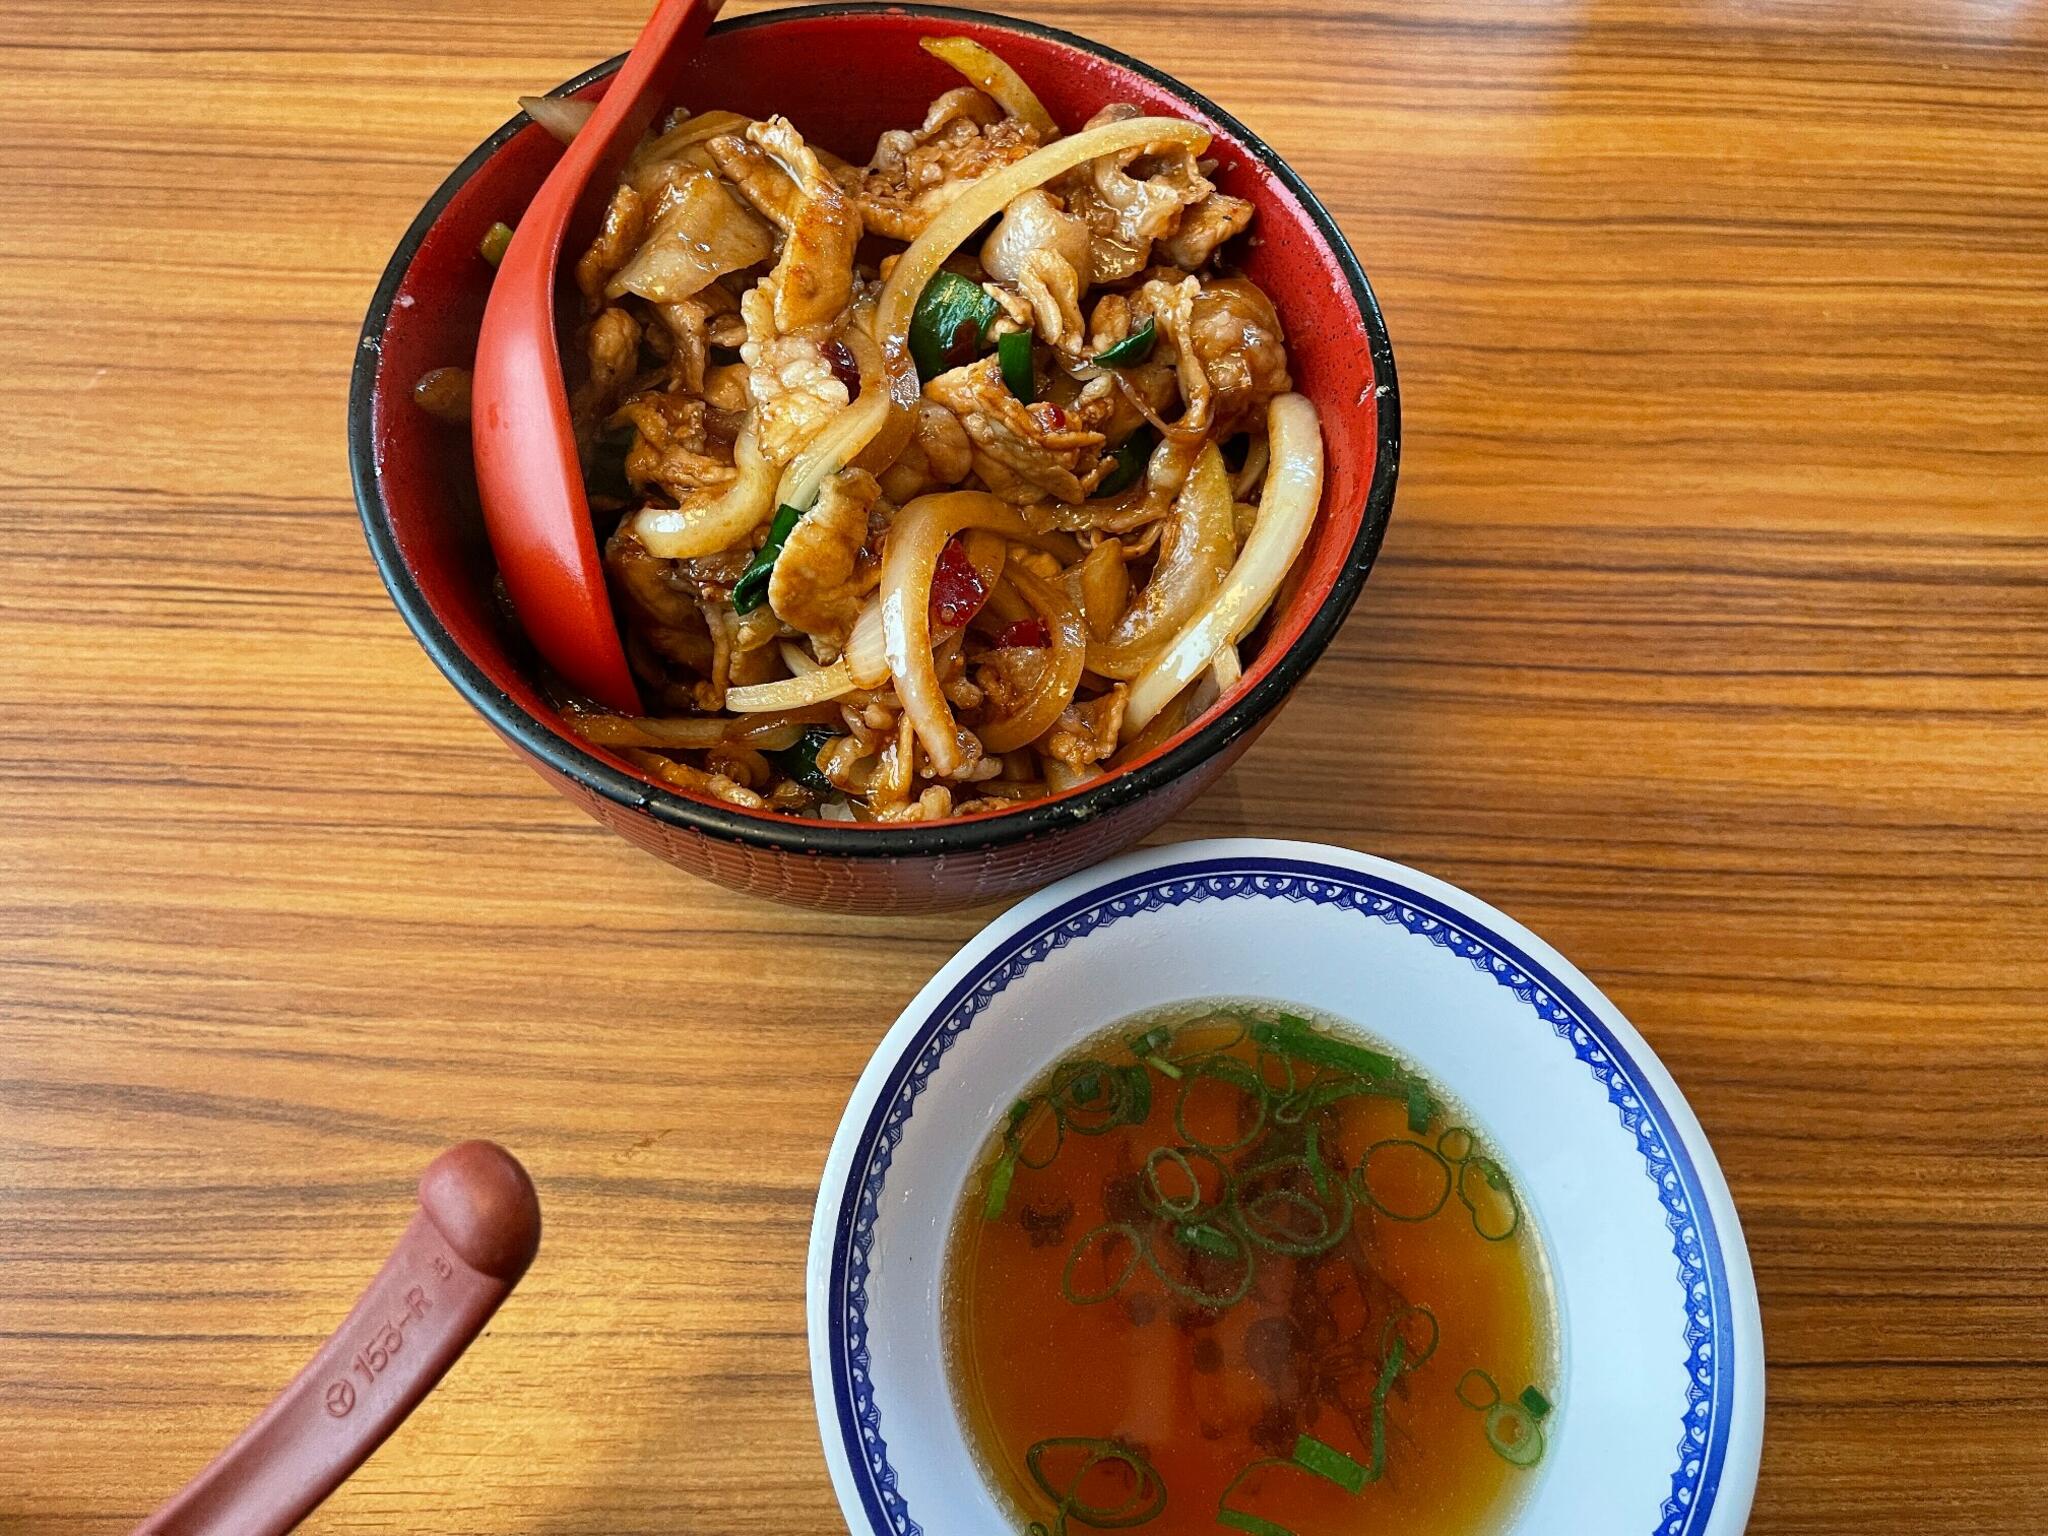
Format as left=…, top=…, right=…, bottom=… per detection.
left=945, top=1001, right=1558, bottom=1536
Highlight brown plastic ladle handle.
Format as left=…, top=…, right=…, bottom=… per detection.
left=133, top=1141, right=542, bottom=1536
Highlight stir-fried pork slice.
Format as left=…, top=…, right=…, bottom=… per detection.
left=1157, top=190, right=1254, bottom=270
left=925, top=355, right=1108, bottom=504
left=852, top=88, right=1046, bottom=241
left=1057, top=104, right=1216, bottom=284
left=980, top=190, right=1095, bottom=354
left=737, top=284, right=850, bottom=465
left=611, top=390, right=736, bottom=501
left=982, top=189, right=1093, bottom=285
left=711, top=117, right=863, bottom=465
left=879, top=398, right=975, bottom=502
left=1188, top=277, right=1292, bottom=434
left=711, top=116, right=861, bottom=331
left=576, top=184, right=646, bottom=306
left=768, top=467, right=882, bottom=645
left=1044, top=683, right=1129, bottom=768
left=873, top=785, right=954, bottom=822
left=569, top=306, right=645, bottom=450
left=1016, top=250, right=1089, bottom=356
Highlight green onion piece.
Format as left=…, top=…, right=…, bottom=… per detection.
left=1173, top=1056, right=1267, bottom=1153
left=1362, top=1334, right=1407, bottom=1481
left=1061, top=1223, right=1142, bottom=1304
left=1093, top=426, right=1157, bottom=497
left=1484, top=1402, right=1546, bottom=1467
left=1457, top=1368, right=1501, bottom=1412
left=998, top=328, right=1036, bottom=402
left=1217, top=1514, right=1294, bottom=1536
left=1026, top=1439, right=1166, bottom=1530
left=1250, top=1018, right=1396, bottom=1081
left=1164, top=1013, right=1248, bottom=1062
left=765, top=726, right=839, bottom=793
left=1437, top=1125, right=1475, bottom=1164
left=1356, top=1138, right=1452, bottom=1222
left=1122, top=1064, right=1152, bottom=1126
left=1218, top=1459, right=1301, bottom=1536
left=479, top=220, right=514, bottom=267
left=982, top=1146, right=1018, bottom=1221
left=1520, top=1385, right=1553, bottom=1420
left=1093, top=316, right=1157, bottom=367
left=1142, top=1217, right=1254, bottom=1308
left=1142, top=1145, right=1226, bottom=1222
left=1255, top=1046, right=1299, bottom=1098
left=910, top=269, right=1000, bottom=382
left=1130, top=1025, right=1172, bottom=1056
left=1146, top=1053, right=1183, bottom=1081
left=1239, top=1181, right=1351, bottom=1258
left=1291, top=1434, right=1367, bottom=1496
left=1305, top=1123, right=1329, bottom=1197
left=1458, top=1154, right=1523, bottom=1242
left=732, top=502, right=804, bottom=613
left=1380, top=1303, right=1440, bottom=1371
left=1406, top=1078, right=1435, bottom=1133
left=1007, top=1096, right=1064, bottom=1170
left=1175, top=1222, right=1237, bottom=1257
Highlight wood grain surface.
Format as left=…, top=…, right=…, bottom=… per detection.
left=2, top=0, right=2045, bottom=1530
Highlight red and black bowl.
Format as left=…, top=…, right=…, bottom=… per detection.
left=349, top=2, right=1399, bottom=913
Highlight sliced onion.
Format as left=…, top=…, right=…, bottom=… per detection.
left=607, top=169, right=774, bottom=305
left=843, top=597, right=892, bottom=688
left=1072, top=539, right=1130, bottom=641
left=518, top=94, right=595, bottom=146
left=631, top=425, right=778, bottom=559
left=736, top=594, right=958, bottom=711
left=726, top=659, right=857, bottom=713
left=847, top=314, right=917, bottom=476
left=776, top=323, right=893, bottom=514
left=570, top=712, right=815, bottom=750
left=628, top=109, right=756, bottom=184
left=977, top=565, right=1088, bottom=753
left=981, top=573, right=1034, bottom=628
left=1232, top=434, right=1270, bottom=500
left=1211, top=642, right=1243, bottom=693
left=918, top=35, right=1059, bottom=138
left=1088, top=441, right=1233, bottom=679
left=1109, top=686, right=1189, bottom=767
left=1123, top=393, right=1323, bottom=737
left=875, top=116, right=1211, bottom=407
left=1045, top=759, right=1105, bottom=793
left=881, top=491, right=1043, bottom=775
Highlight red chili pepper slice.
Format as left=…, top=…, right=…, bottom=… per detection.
left=823, top=337, right=860, bottom=392
left=996, top=617, right=1051, bottom=649
left=929, top=536, right=990, bottom=629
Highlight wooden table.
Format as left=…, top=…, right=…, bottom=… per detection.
left=2, top=0, right=2043, bottom=1530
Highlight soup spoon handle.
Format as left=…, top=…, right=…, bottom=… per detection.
left=472, top=0, right=723, bottom=713
left=130, top=1142, right=541, bottom=1536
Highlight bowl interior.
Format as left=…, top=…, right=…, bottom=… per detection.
left=360, top=4, right=1392, bottom=830
left=808, top=841, right=1762, bottom=1536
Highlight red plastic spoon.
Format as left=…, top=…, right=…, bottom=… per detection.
left=133, top=1142, right=541, bottom=1536
left=472, top=0, right=722, bottom=713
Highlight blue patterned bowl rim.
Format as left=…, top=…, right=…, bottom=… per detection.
left=809, top=839, right=1764, bottom=1536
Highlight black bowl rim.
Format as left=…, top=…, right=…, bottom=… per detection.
left=348, top=0, right=1401, bottom=861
